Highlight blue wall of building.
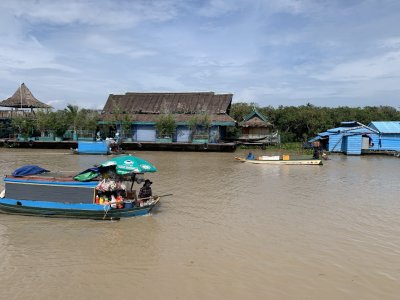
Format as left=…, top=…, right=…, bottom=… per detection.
left=209, top=126, right=220, bottom=143
left=376, top=134, right=400, bottom=151
left=130, top=124, right=226, bottom=143
left=134, top=125, right=156, bottom=142
left=328, top=134, right=344, bottom=152
left=345, top=135, right=362, bottom=155
left=176, top=125, right=191, bottom=142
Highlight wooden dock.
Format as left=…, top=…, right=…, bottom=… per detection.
left=0, top=139, right=236, bottom=152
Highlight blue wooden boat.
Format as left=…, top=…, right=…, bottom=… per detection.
left=72, top=141, right=126, bottom=155
left=73, top=141, right=111, bottom=155
left=0, top=156, right=160, bottom=220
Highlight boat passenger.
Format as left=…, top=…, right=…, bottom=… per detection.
left=312, top=148, right=320, bottom=159
left=246, top=152, right=255, bottom=160
left=115, top=131, right=121, bottom=143
left=138, top=179, right=152, bottom=205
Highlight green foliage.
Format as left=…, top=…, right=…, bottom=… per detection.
left=80, top=109, right=100, bottom=132
left=11, top=114, right=36, bottom=138
left=110, top=102, right=133, bottom=137
left=35, top=110, right=54, bottom=135
left=188, top=114, right=211, bottom=136
left=155, top=114, right=176, bottom=137
left=34, top=106, right=100, bottom=139
left=52, top=111, right=70, bottom=138
left=230, top=103, right=400, bottom=142
left=64, top=104, right=100, bottom=132
left=226, top=126, right=241, bottom=138
left=229, top=102, right=256, bottom=122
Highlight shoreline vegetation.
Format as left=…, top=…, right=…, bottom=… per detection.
left=1, top=103, right=399, bottom=148
left=239, top=142, right=315, bottom=158
left=230, top=103, right=400, bottom=143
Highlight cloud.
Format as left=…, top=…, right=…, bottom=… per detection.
left=2, top=0, right=180, bottom=28
left=313, top=50, right=400, bottom=82
left=1, top=0, right=400, bottom=109
left=0, top=38, right=76, bottom=72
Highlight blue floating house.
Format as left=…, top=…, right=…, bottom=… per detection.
left=367, top=121, right=400, bottom=152
left=309, top=121, right=400, bottom=155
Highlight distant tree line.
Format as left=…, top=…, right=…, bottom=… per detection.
left=7, top=105, right=100, bottom=139
left=230, top=102, right=400, bottom=143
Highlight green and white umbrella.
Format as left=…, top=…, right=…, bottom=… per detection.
left=100, top=155, right=157, bottom=175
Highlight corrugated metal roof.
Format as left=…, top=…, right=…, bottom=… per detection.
left=319, top=132, right=334, bottom=137
left=102, top=92, right=233, bottom=115
left=309, top=123, right=377, bottom=142
left=369, top=121, right=400, bottom=133
left=100, top=113, right=235, bottom=124
left=327, top=126, right=376, bottom=134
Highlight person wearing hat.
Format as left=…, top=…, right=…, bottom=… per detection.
left=138, top=179, right=153, bottom=206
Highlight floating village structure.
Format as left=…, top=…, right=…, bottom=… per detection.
left=310, top=121, right=400, bottom=155
left=237, top=108, right=280, bottom=146
left=0, top=83, right=52, bottom=139
left=368, top=121, right=400, bottom=152
left=0, top=83, right=52, bottom=113
left=0, top=88, right=237, bottom=151
left=98, top=92, right=236, bottom=146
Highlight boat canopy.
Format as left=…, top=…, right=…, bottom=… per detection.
left=73, top=155, right=157, bottom=181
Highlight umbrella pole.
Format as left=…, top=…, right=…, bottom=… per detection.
left=130, top=174, right=136, bottom=191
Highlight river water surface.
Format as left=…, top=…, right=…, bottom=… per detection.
left=0, top=148, right=399, bottom=299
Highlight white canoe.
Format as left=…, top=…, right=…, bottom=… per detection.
left=234, top=157, right=323, bottom=165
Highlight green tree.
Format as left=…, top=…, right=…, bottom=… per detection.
left=230, top=102, right=400, bottom=143
left=229, top=102, right=255, bottom=122
left=11, top=114, right=36, bottom=139
left=155, top=114, right=176, bottom=138
left=110, top=103, right=134, bottom=138
left=188, top=113, right=211, bottom=138
left=52, top=111, right=70, bottom=139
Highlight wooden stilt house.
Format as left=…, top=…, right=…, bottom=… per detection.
left=240, top=108, right=272, bottom=139
left=99, top=92, right=236, bottom=143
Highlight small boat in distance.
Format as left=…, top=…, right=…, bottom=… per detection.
left=0, top=156, right=161, bottom=220
left=72, top=141, right=126, bottom=155
left=234, top=155, right=323, bottom=165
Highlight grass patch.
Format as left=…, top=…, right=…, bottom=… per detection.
left=239, top=142, right=313, bottom=155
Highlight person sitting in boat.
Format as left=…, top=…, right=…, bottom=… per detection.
left=312, top=148, right=320, bottom=159
left=95, top=127, right=102, bottom=141
left=115, top=131, right=121, bottom=143
left=246, top=152, right=255, bottom=160
left=138, top=179, right=152, bottom=205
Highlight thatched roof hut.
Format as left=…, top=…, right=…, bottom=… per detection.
left=0, top=83, right=52, bottom=109
left=240, top=108, right=272, bottom=128
left=101, top=92, right=236, bottom=124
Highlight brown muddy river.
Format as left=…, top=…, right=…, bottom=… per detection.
left=0, top=148, right=399, bottom=299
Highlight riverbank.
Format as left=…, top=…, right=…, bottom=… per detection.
left=0, top=139, right=237, bottom=152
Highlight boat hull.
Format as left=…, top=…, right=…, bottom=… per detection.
left=0, top=197, right=159, bottom=220
left=235, top=157, right=323, bottom=165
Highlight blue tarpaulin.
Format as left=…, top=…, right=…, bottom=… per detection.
left=12, top=165, right=50, bottom=177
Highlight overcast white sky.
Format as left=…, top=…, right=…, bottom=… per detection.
left=1, top=0, right=400, bottom=109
